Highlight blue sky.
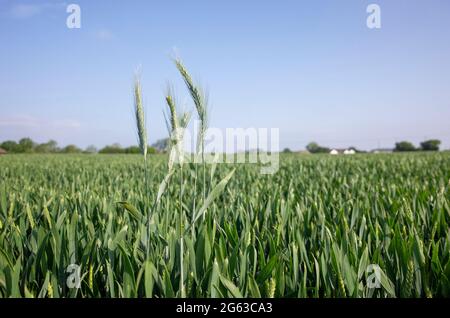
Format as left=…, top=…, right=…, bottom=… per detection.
left=1, top=0, right=449, bottom=150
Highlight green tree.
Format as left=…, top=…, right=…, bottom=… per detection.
left=124, top=146, right=141, bottom=154
left=35, top=140, right=58, bottom=153
left=306, top=142, right=330, bottom=154
left=283, top=148, right=292, bottom=153
left=420, top=139, right=441, bottom=151
left=1, top=140, right=18, bottom=153
left=306, top=142, right=319, bottom=153
left=99, top=144, right=124, bottom=154
left=61, top=144, right=82, bottom=153
left=18, top=138, right=35, bottom=153
left=394, top=141, right=416, bottom=152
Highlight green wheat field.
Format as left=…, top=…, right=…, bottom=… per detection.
left=0, top=152, right=449, bottom=298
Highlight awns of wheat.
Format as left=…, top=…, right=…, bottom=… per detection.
left=134, top=74, right=147, bottom=161
left=173, top=58, right=208, bottom=153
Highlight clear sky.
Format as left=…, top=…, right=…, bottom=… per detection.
left=1, top=0, right=449, bottom=151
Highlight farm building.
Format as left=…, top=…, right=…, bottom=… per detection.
left=371, top=148, right=393, bottom=154
left=329, top=148, right=356, bottom=155
left=0, top=147, right=7, bottom=155
left=330, top=149, right=339, bottom=155
left=344, top=149, right=356, bottom=155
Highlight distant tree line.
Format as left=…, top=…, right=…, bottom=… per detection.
left=0, top=137, right=170, bottom=154
left=306, top=142, right=332, bottom=154
left=98, top=143, right=158, bottom=154
left=1, top=137, right=442, bottom=154
left=304, top=139, right=442, bottom=154
left=394, top=139, right=441, bottom=152
left=305, top=142, right=363, bottom=154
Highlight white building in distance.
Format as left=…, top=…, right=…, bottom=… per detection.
left=329, top=148, right=356, bottom=155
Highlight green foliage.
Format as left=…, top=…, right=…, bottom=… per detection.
left=147, top=147, right=158, bottom=154
left=394, top=141, right=416, bottom=152
left=99, top=143, right=124, bottom=154
left=18, top=138, right=35, bottom=153
left=420, top=139, right=441, bottom=151
left=98, top=144, right=157, bottom=154
left=1, top=140, right=19, bottom=153
left=0, top=139, right=156, bottom=155
left=35, top=140, right=59, bottom=153
left=1, top=139, right=58, bottom=154
left=0, top=152, right=449, bottom=298
left=306, top=142, right=330, bottom=154
left=61, top=145, right=82, bottom=154
left=124, top=146, right=141, bottom=154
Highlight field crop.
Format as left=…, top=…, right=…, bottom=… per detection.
left=0, top=152, right=449, bottom=298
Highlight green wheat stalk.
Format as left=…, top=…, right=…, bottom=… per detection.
left=164, top=86, right=192, bottom=297
left=174, top=58, right=209, bottom=207
left=133, top=71, right=152, bottom=260
left=134, top=73, right=147, bottom=160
